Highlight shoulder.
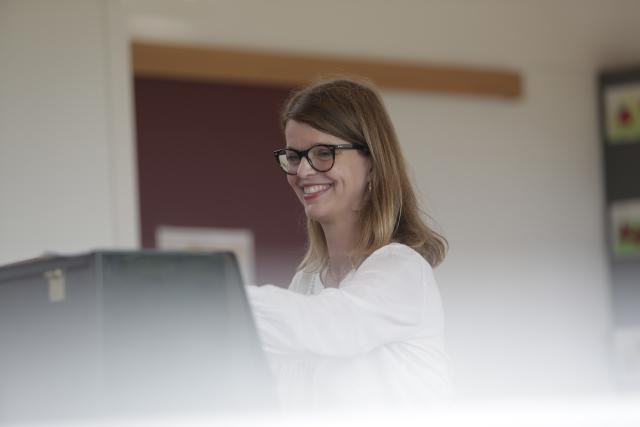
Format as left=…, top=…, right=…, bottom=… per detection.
left=362, top=243, right=433, bottom=272
left=341, top=243, right=434, bottom=291
left=349, top=243, right=443, bottom=318
left=346, top=243, right=439, bottom=296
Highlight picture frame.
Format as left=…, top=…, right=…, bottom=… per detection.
left=604, top=82, right=640, bottom=144
left=610, top=199, right=640, bottom=258
left=156, top=225, right=256, bottom=285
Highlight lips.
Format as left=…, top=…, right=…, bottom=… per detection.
left=301, top=183, right=332, bottom=200
left=303, top=184, right=331, bottom=194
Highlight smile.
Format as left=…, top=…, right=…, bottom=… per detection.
left=301, top=184, right=332, bottom=200
left=303, top=184, right=332, bottom=194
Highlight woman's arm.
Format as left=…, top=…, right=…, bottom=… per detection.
left=246, top=245, right=443, bottom=357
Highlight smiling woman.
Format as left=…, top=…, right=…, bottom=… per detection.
left=281, top=121, right=372, bottom=245
left=246, top=78, right=450, bottom=410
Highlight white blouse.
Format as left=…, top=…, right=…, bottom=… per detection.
left=245, top=243, right=452, bottom=410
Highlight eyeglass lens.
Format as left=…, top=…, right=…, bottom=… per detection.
left=279, top=146, right=334, bottom=174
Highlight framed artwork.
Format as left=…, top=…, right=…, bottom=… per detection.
left=605, top=82, right=640, bottom=143
left=610, top=199, right=640, bottom=258
left=156, top=225, right=255, bottom=285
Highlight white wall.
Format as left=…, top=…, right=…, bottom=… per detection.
left=0, top=0, right=138, bottom=263
left=122, top=0, right=640, bottom=398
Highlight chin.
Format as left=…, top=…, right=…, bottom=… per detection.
left=304, top=206, right=330, bottom=224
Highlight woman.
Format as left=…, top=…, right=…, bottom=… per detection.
left=246, top=78, right=451, bottom=410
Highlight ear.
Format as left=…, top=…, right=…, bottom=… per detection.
left=366, top=156, right=373, bottom=175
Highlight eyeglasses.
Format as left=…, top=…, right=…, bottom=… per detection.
left=273, top=143, right=369, bottom=175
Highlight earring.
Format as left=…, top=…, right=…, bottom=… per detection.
left=368, top=181, right=372, bottom=192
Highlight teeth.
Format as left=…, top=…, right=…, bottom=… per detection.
left=303, top=184, right=331, bottom=194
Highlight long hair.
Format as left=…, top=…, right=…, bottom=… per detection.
left=282, top=77, right=447, bottom=270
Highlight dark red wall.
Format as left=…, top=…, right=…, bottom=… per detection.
left=134, top=77, right=306, bottom=286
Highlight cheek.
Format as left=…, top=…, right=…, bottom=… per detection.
left=349, top=172, right=370, bottom=204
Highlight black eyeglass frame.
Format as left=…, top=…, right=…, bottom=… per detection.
left=273, top=143, right=369, bottom=175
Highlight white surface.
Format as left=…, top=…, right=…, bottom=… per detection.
left=9, top=396, right=640, bottom=427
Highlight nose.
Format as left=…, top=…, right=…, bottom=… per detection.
left=296, top=156, right=316, bottom=177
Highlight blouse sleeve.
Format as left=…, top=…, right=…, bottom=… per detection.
left=245, top=245, right=442, bottom=357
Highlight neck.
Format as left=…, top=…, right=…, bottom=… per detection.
left=320, top=217, right=360, bottom=287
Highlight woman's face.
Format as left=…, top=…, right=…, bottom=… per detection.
left=284, top=120, right=371, bottom=226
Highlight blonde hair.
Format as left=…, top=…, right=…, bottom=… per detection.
left=282, top=77, right=447, bottom=270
